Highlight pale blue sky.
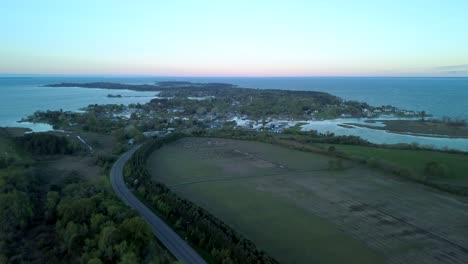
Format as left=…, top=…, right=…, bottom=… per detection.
left=1, top=0, right=468, bottom=76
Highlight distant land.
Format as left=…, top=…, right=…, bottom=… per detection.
left=45, top=81, right=236, bottom=91
left=45, top=81, right=424, bottom=120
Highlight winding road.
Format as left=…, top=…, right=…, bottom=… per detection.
left=110, top=146, right=207, bottom=264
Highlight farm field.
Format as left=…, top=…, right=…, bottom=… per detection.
left=148, top=137, right=468, bottom=264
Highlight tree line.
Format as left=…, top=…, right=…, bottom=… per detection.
left=15, top=133, right=80, bottom=155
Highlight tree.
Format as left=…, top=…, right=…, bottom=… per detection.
left=119, top=252, right=139, bottom=264
left=0, top=191, right=33, bottom=239
left=45, top=191, right=60, bottom=221
left=62, top=221, right=83, bottom=254
left=98, top=226, right=120, bottom=261
left=119, top=217, right=152, bottom=249
left=88, top=258, right=103, bottom=264
left=424, top=161, right=447, bottom=179
left=90, top=213, right=107, bottom=233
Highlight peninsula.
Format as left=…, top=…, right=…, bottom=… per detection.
left=45, top=81, right=424, bottom=122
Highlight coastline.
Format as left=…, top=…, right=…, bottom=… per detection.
left=3, top=80, right=468, bottom=151
left=0, top=83, right=159, bottom=133
left=343, top=120, right=468, bottom=139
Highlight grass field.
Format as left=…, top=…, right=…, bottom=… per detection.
left=148, top=137, right=468, bottom=264
left=326, top=144, right=468, bottom=182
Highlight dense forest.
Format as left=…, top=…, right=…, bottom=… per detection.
left=15, top=133, right=81, bottom=155
left=125, top=133, right=278, bottom=264
left=0, top=133, right=174, bottom=264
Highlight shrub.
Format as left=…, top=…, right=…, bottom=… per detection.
left=424, top=161, right=447, bottom=178
left=367, top=158, right=381, bottom=168
left=328, top=159, right=343, bottom=170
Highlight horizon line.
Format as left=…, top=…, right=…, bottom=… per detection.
left=1, top=74, right=468, bottom=79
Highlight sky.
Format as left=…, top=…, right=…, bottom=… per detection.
left=1, top=0, right=468, bottom=77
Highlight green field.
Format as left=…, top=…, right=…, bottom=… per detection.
left=327, top=144, right=468, bottom=181
left=148, top=137, right=468, bottom=264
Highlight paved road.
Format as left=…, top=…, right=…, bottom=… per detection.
left=110, top=146, right=207, bottom=264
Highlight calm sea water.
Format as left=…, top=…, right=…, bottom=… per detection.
left=1, top=77, right=468, bottom=150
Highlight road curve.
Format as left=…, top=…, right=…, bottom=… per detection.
left=110, top=146, right=207, bottom=264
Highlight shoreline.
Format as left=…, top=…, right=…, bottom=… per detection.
left=343, top=120, right=468, bottom=139
left=4, top=81, right=468, bottom=151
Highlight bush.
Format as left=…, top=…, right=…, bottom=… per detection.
left=328, top=159, right=343, bottom=170
left=367, top=158, right=381, bottom=168
left=424, top=161, right=447, bottom=178
left=395, top=168, right=414, bottom=178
